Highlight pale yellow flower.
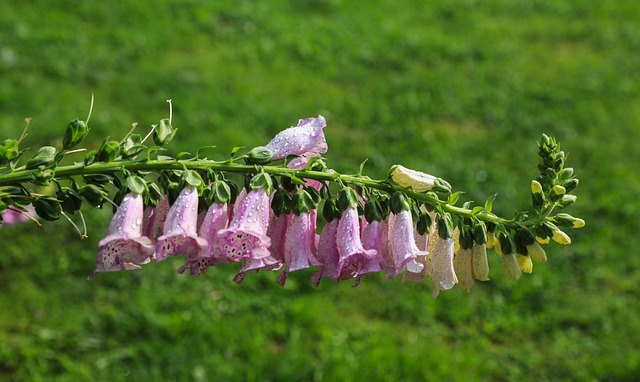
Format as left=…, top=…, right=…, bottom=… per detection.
left=527, top=241, right=547, bottom=262
left=502, top=253, right=522, bottom=281
left=471, top=244, right=490, bottom=281
left=453, top=248, right=474, bottom=293
left=516, top=254, right=533, bottom=273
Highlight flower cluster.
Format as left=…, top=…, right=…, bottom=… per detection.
left=85, top=117, right=583, bottom=297
left=0, top=101, right=584, bottom=296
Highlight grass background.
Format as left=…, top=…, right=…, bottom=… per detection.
left=1, top=0, right=639, bottom=380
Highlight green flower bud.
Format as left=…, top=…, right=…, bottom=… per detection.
left=563, top=178, right=579, bottom=193
left=26, top=146, right=56, bottom=169
left=245, top=146, right=274, bottom=165
left=63, top=118, right=89, bottom=150
left=33, top=197, right=62, bottom=221
left=558, top=194, right=577, bottom=208
left=153, top=118, right=177, bottom=146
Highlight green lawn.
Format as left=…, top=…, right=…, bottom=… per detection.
left=1, top=0, right=640, bottom=380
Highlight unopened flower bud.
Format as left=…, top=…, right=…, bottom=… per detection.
left=558, top=194, right=577, bottom=208
left=245, top=146, right=274, bottom=165
left=389, top=165, right=437, bottom=192
left=552, top=228, right=572, bottom=245
left=552, top=184, right=566, bottom=196
left=563, top=178, right=579, bottom=193
left=516, top=254, right=533, bottom=273
left=554, top=213, right=585, bottom=229
left=531, top=180, right=543, bottom=195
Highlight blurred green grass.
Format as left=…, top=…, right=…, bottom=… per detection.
left=1, top=0, right=640, bottom=380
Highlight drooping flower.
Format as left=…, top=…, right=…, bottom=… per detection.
left=453, top=247, right=474, bottom=293
left=472, top=244, right=490, bottom=281
left=527, top=241, right=547, bottom=263
left=387, top=209, right=427, bottom=279
left=0, top=204, right=37, bottom=227
left=216, top=187, right=272, bottom=262
left=277, top=210, right=320, bottom=285
left=336, top=206, right=377, bottom=283
left=177, top=202, right=229, bottom=276
left=156, top=186, right=207, bottom=261
left=428, top=234, right=458, bottom=298
left=265, top=116, right=327, bottom=160
left=90, top=193, right=154, bottom=277
left=266, top=210, right=290, bottom=264
left=142, top=194, right=170, bottom=242
left=502, top=252, right=522, bottom=281
left=362, top=219, right=390, bottom=265
left=311, top=219, right=340, bottom=287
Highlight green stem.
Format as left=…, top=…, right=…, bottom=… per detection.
left=0, top=159, right=519, bottom=228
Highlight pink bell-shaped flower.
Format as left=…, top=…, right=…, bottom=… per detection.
left=1, top=204, right=36, bottom=226
left=266, top=210, right=290, bottom=264
left=156, top=186, right=207, bottom=261
left=265, top=116, right=328, bottom=160
left=277, top=210, right=320, bottom=286
left=311, top=219, right=340, bottom=287
left=336, top=207, right=377, bottom=282
left=178, top=202, right=229, bottom=276
left=387, top=209, right=427, bottom=279
left=142, top=194, right=170, bottom=242
left=216, top=187, right=272, bottom=262
left=90, top=193, right=154, bottom=277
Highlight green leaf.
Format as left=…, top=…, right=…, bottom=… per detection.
left=484, top=194, right=497, bottom=212
left=471, top=206, right=485, bottom=215
left=230, top=146, right=244, bottom=158
left=448, top=191, right=462, bottom=205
